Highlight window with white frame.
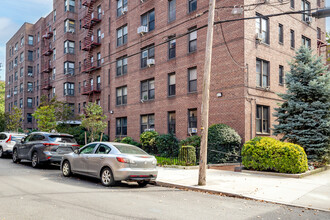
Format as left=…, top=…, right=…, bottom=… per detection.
left=64, top=61, right=75, bottom=75
left=117, top=0, right=128, bottom=17
left=140, top=114, right=155, bottom=133
left=256, top=105, right=270, bottom=134
left=188, top=67, right=197, bottom=92
left=116, top=86, right=127, bottom=105
left=64, top=83, right=75, bottom=96
left=256, top=59, right=269, bottom=88
left=64, top=19, right=75, bottom=33
left=116, top=56, right=127, bottom=76
left=141, top=79, right=155, bottom=101
left=301, top=0, right=311, bottom=22
left=117, top=25, right=128, bottom=46
left=64, top=40, right=75, bottom=54
left=65, top=0, right=75, bottom=12
left=256, top=14, right=269, bottom=44
left=141, top=45, right=155, bottom=68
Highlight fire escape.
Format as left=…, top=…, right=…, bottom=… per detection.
left=42, top=27, right=53, bottom=90
left=81, top=0, right=102, bottom=101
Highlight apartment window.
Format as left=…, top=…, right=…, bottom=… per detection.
left=141, top=79, right=155, bottom=101
left=97, top=29, right=102, bottom=43
left=168, top=0, right=176, bottom=22
left=20, top=52, right=24, bottom=62
left=141, top=10, right=155, bottom=32
left=27, top=98, right=33, bottom=108
left=302, top=35, right=311, bottom=48
left=317, top=27, right=321, bottom=40
left=19, top=99, right=23, bottom=108
left=256, top=59, right=269, bottom=88
left=14, top=86, right=17, bottom=95
left=97, top=5, right=102, bottom=19
left=28, top=35, right=34, bottom=45
left=116, top=86, right=127, bottom=106
left=117, top=0, right=128, bottom=17
left=27, top=82, right=33, bottom=92
left=20, top=68, right=23, bottom=77
left=279, top=24, right=283, bottom=44
left=64, top=19, right=75, bottom=33
left=64, top=83, right=75, bottom=96
left=64, top=61, right=75, bottom=75
left=20, top=37, right=24, bottom=46
left=168, top=73, right=176, bottom=96
left=141, top=45, right=155, bottom=68
left=301, top=0, right=311, bottom=22
left=37, top=64, right=39, bottom=74
left=141, top=114, right=155, bottom=133
left=168, top=38, right=176, bottom=59
left=28, top=51, right=33, bottom=61
left=279, top=65, right=284, bottom=86
left=53, top=48, right=56, bottom=60
left=256, top=105, right=270, bottom=134
left=116, top=117, right=127, bottom=136
left=290, top=30, right=295, bottom=48
left=27, top=113, right=32, bottom=123
left=168, top=112, right=176, bottom=134
left=78, top=103, right=81, bottom=113
left=188, top=28, right=197, bottom=53
left=256, top=14, right=269, bottom=44
left=19, top=83, right=23, bottom=93
left=117, top=25, right=128, bottom=46
left=188, top=67, right=197, bottom=93
left=28, top=66, right=33, bottom=76
left=65, top=0, right=75, bottom=12
left=53, top=88, right=56, bottom=98
left=97, top=53, right=101, bottom=67
left=290, top=0, right=294, bottom=8
left=53, top=68, right=56, bottom=80
left=14, top=71, right=18, bottom=81
left=188, top=109, right=197, bottom=129
left=64, top=41, right=75, bottom=54
left=188, top=0, right=197, bottom=13
left=53, top=29, right=56, bottom=41
left=14, top=57, right=18, bottom=66
left=15, top=43, right=18, bottom=52
left=37, top=48, right=40, bottom=58
left=116, top=56, right=127, bottom=76
left=53, top=10, right=56, bottom=21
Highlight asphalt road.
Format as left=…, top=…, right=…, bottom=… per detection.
left=0, top=157, right=329, bottom=220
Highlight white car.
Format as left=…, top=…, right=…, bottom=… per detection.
left=0, top=132, right=26, bottom=158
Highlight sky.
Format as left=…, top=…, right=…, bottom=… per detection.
left=0, top=0, right=330, bottom=80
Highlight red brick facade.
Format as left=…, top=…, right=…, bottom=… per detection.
left=5, top=0, right=326, bottom=143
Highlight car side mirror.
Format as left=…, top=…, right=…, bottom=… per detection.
left=74, top=149, right=79, bottom=154
left=21, top=138, right=25, bottom=143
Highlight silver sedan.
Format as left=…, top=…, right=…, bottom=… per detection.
left=61, top=142, right=158, bottom=187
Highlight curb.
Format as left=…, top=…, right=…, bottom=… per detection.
left=155, top=181, right=330, bottom=213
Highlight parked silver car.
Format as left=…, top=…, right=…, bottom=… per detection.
left=61, top=142, right=158, bottom=187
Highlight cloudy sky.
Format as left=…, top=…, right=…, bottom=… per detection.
left=0, top=0, right=329, bottom=80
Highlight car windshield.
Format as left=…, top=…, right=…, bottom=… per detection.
left=49, top=135, right=76, bottom=143
left=113, top=144, right=148, bottom=155
left=12, top=136, right=25, bottom=142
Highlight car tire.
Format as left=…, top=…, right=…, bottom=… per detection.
left=12, top=149, right=21, bottom=163
left=138, top=181, right=150, bottom=187
left=31, top=152, right=39, bottom=168
left=0, top=147, right=3, bottom=158
left=100, top=167, right=115, bottom=187
left=62, top=160, right=72, bottom=177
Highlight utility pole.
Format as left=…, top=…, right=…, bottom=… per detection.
left=198, top=0, right=216, bottom=186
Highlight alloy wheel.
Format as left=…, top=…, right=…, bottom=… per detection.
left=62, top=161, right=71, bottom=177
left=32, top=153, right=38, bottom=168
left=102, top=170, right=111, bottom=185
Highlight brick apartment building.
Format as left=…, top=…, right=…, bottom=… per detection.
left=5, top=0, right=327, bottom=142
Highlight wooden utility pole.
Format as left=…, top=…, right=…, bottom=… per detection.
left=198, top=0, right=216, bottom=186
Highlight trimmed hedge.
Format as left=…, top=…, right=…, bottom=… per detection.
left=155, top=133, right=179, bottom=157
left=180, top=135, right=200, bottom=160
left=140, top=131, right=159, bottom=154
left=208, top=124, right=242, bottom=164
left=179, top=145, right=196, bottom=166
left=242, top=137, right=308, bottom=174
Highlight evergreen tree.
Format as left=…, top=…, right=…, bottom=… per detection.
left=273, top=46, right=330, bottom=163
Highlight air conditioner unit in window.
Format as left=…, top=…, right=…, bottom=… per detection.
left=147, top=59, right=155, bottom=67
left=28, top=89, right=33, bottom=92
left=305, top=16, right=312, bottom=24
left=28, top=73, right=33, bottom=77
left=121, top=6, right=128, bottom=14
left=137, top=26, right=148, bottom=35
left=256, top=33, right=263, bottom=42
left=188, top=128, right=198, bottom=134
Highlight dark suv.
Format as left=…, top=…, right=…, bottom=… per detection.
left=12, top=132, right=79, bottom=168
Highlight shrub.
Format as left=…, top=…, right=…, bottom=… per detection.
left=155, top=133, right=179, bottom=157
left=180, top=135, right=200, bottom=158
left=242, top=137, right=308, bottom=174
left=207, top=124, right=242, bottom=164
left=179, top=145, right=196, bottom=166
left=140, top=131, right=159, bottom=154
left=120, top=137, right=142, bottom=147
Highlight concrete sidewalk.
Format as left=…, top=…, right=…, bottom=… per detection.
left=156, top=167, right=330, bottom=212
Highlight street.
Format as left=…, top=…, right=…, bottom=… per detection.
left=0, top=158, right=329, bottom=220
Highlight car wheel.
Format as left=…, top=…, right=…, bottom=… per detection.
left=138, top=181, right=150, bottom=187
left=100, top=167, right=115, bottom=187
left=31, top=152, right=39, bottom=168
left=12, top=149, right=21, bottom=163
left=62, top=161, right=72, bottom=177
left=0, top=147, right=3, bottom=158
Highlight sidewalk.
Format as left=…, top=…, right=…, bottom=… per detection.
left=156, top=167, right=330, bottom=212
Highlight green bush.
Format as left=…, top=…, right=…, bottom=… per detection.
left=242, top=137, right=308, bottom=174
left=155, top=133, right=179, bottom=157
left=207, top=124, right=242, bottom=164
left=179, top=145, right=196, bottom=166
left=120, top=137, right=142, bottom=147
left=180, top=135, right=200, bottom=158
left=140, top=131, right=159, bottom=154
